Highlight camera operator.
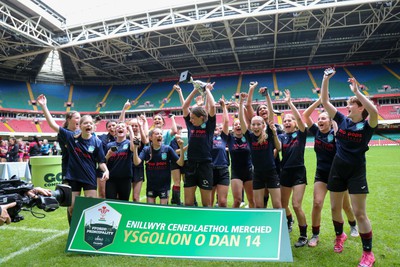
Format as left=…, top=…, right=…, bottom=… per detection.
left=0, top=187, right=52, bottom=226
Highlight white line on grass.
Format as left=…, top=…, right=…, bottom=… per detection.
left=0, top=226, right=67, bottom=233
left=0, top=229, right=69, bottom=264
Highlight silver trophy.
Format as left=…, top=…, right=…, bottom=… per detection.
left=179, top=71, right=207, bottom=97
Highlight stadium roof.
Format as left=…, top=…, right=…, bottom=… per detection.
left=0, top=0, right=399, bottom=85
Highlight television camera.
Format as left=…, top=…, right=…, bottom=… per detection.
left=0, top=176, right=71, bottom=222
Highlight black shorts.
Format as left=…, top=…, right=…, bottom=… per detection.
left=171, top=160, right=188, bottom=176
left=328, top=156, right=369, bottom=194
left=66, top=179, right=97, bottom=191
left=315, top=169, right=330, bottom=184
left=184, top=161, right=213, bottom=190
left=96, top=167, right=103, bottom=178
left=231, top=166, right=253, bottom=182
left=132, top=166, right=145, bottom=183
left=212, top=167, right=230, bottom=186
left=280, top=166, right=307, bottom=187
left=170, top=161, right=181, bottom=171
left=147, top=189, right=169, bottom=199
left=253, top=168, right=280, bottom=190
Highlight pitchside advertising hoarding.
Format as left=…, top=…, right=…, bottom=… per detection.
left=66, top=197, right=293, bottom=262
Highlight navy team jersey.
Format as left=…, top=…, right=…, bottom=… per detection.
left=224, top=132, right=252, bottom=171
left=170, top=137, right=188, bottom=160
left=245, top=126, right=276, bottom=171
left=309, top=124, right=336, bottom=172
left=57, top=129, right=81, bottom=176
left=98, top=133, right=116, bottom=153
left=58, top=127, right=106, bottom=187
left=106, top=139, right=133, bottom=179
left=278, top=129, right=307, bottom=169
left=211, top=134, right=229, bottom=167
left=184, top=114, right=216, bottom=162
left=333, top=111, right=375, bottom=164
left=139, top=145, right=179, bottom=191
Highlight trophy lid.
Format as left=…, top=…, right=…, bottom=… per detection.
left=179, top=70, right=192, bottom=83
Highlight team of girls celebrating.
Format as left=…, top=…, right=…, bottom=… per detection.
left=34, top=69, right=378, bottom=266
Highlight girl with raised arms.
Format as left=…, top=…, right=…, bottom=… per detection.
left=320, top=68, right=378, bottom=267
left=37, top=94, right=109, bottom=222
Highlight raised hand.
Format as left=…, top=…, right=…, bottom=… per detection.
left=284, top=89, right=291, bottom=103
left=323, top=67, right=336, bottom=79
left=348, top=77, right=359, bottom=93
left=123, top=99, right=131, bottom=110
left=36, top=94, right=47, bottom=106
left=173, top=84, right=181, bottom=92
left=205, top=82, right=215, bottom=91
left=249, top=81, right=258, bottom=90
left=239, top=92, right=248, bottom=102
left=177, top=138, right=184, bottom=147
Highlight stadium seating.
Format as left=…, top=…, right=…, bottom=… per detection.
left=346, top=64, right=400, bottom=94
left=133, top=82, right=176, bottom=110
left=0, top=80, right=32, bottom=110
left=0, top=120, right=11, bottom=132
left=309, top=68, right=350, bottom=99
left=6, top=119, right=38, bottom=133
left=0, top=63, right=399, bottom=141
left=275, top=70, right=315, bottom=99
left=377, top=105, right=400, bottom=120
left=100, top=84, right=143, bottom=112
left=30, top=83, right=70, bottom=112
left=72, top=85, right=110, bottom=112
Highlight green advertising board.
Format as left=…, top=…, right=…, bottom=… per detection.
left=66, top=197, right=293, bottom=262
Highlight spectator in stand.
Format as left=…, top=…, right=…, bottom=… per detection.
left=0, top=140, right=8, bottom=162
left=320, top=69, right=378, bottom=267
left=7, top=137, right=19, bottom=162
left=303, top=97, right=359, bottom=248
left=40, top=139, right=50, bottom=156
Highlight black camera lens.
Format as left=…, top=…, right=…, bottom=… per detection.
left=51, top=184, right=72, bottom=207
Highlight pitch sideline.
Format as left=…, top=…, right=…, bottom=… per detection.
left=0, top=228, right=69, bottom=264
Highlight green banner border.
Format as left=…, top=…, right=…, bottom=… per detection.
left=66, top=197, right=293, bottom=262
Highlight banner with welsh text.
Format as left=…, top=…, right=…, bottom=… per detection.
left=66, top=197, right=292, bottom=262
